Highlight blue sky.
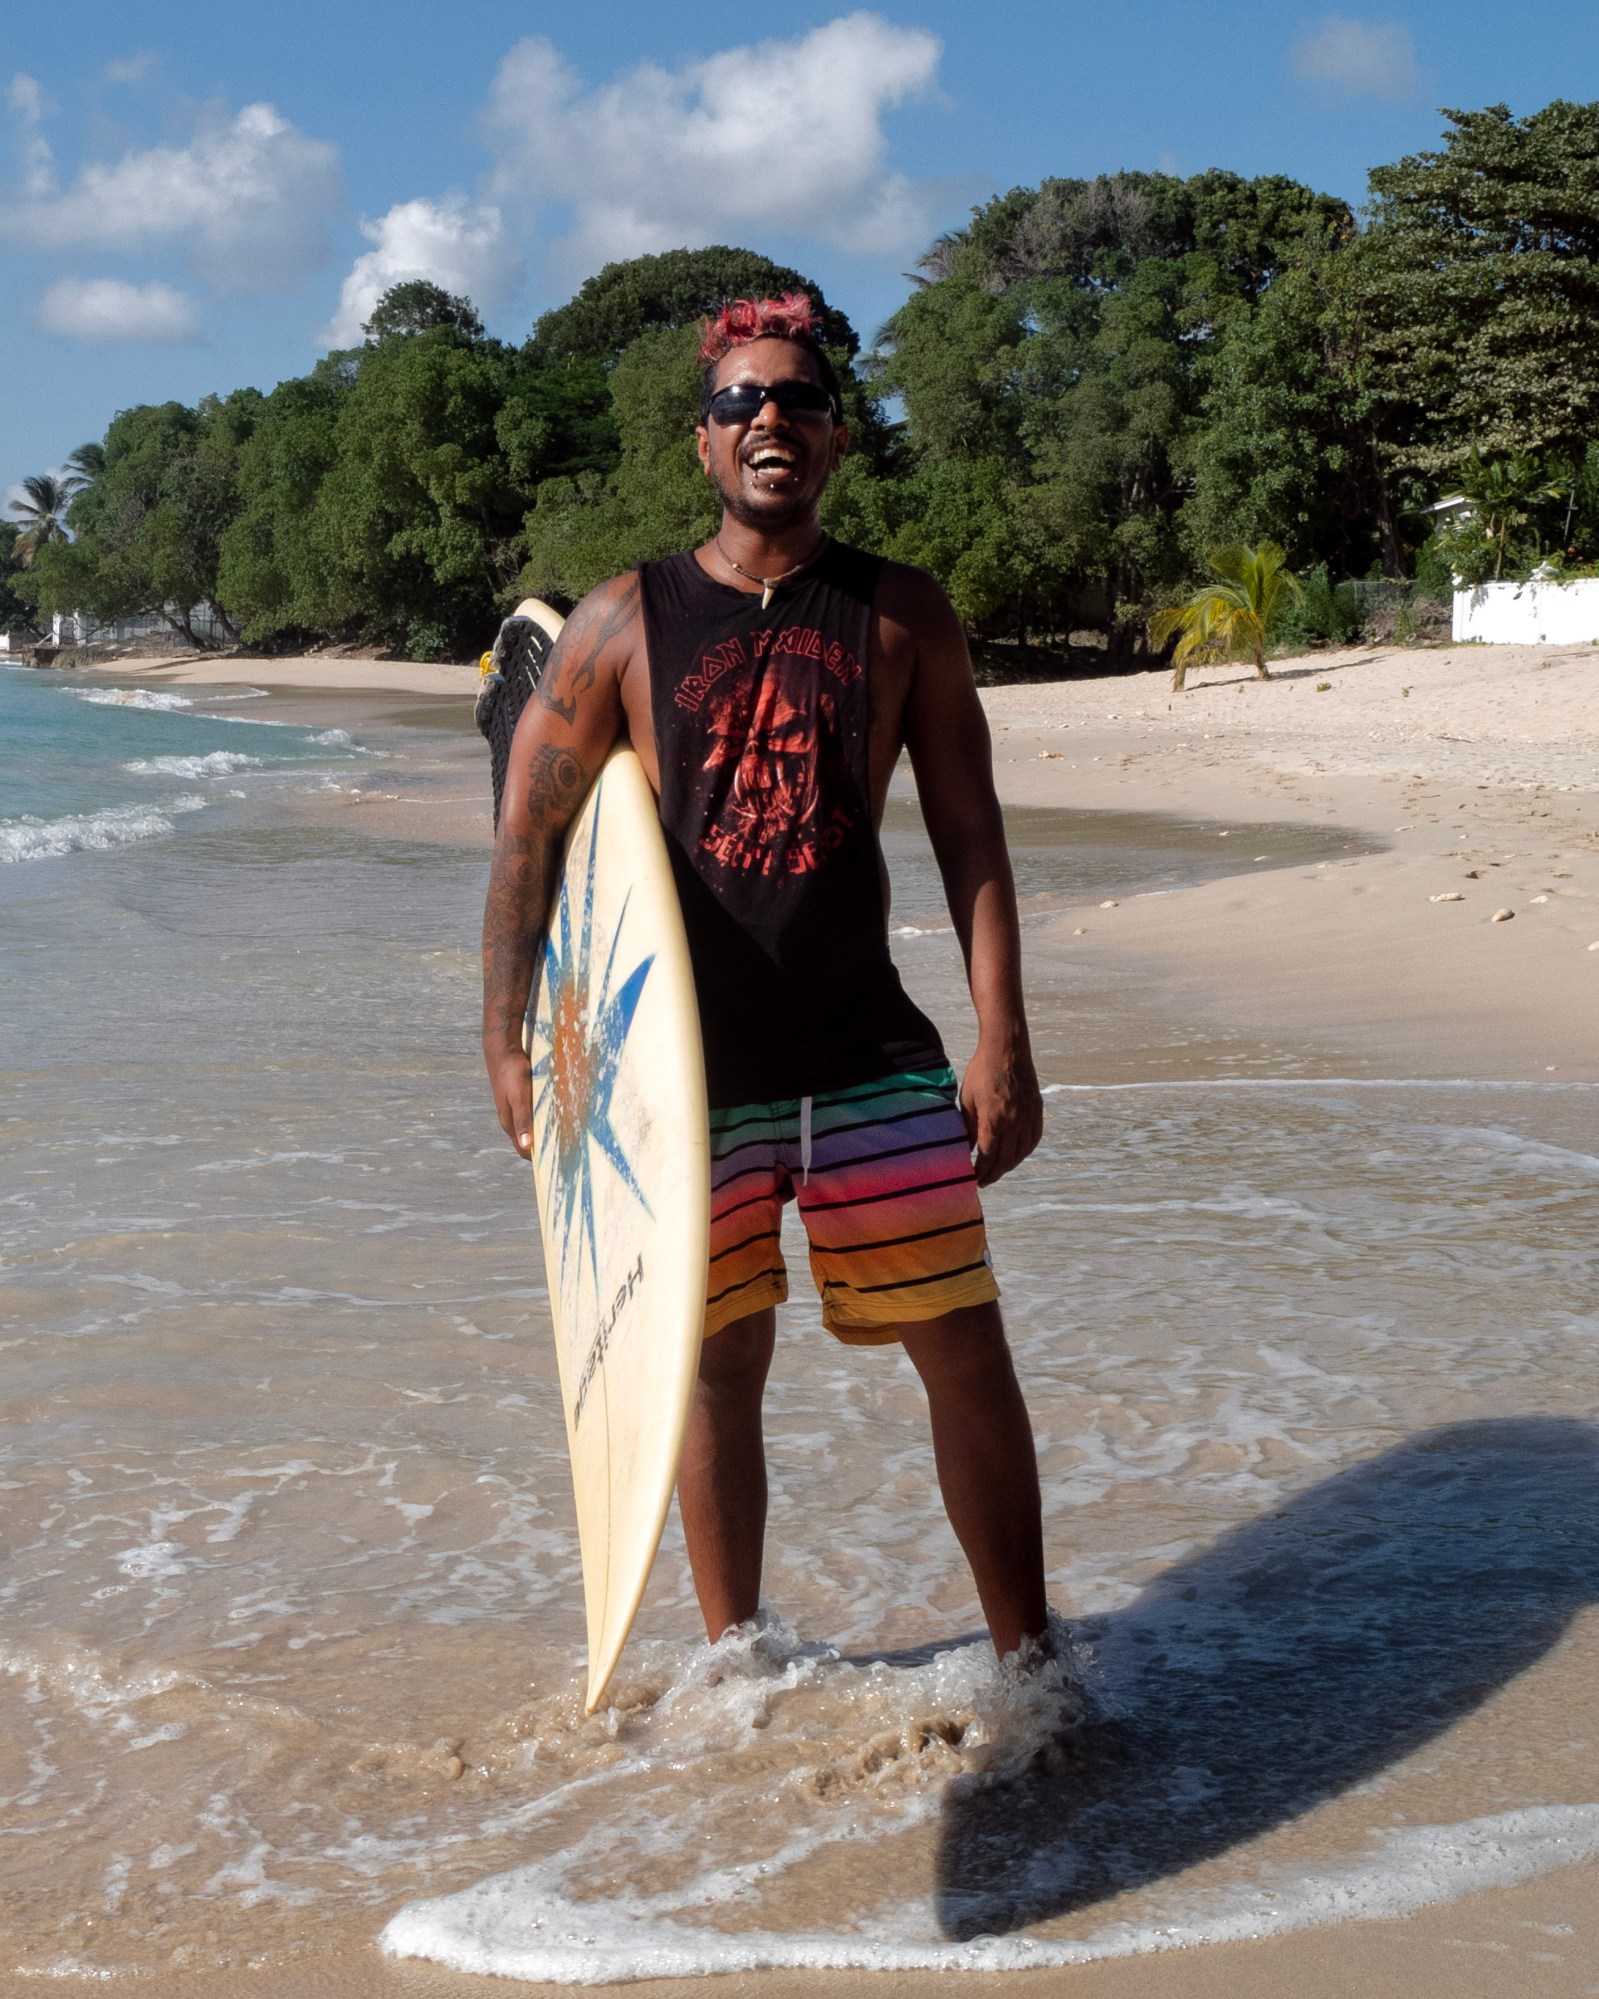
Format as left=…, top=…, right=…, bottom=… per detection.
left=5, top=1, right=1596, bottom=498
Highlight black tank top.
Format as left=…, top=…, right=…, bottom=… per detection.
left=640, top=542, right=944, bottom=1109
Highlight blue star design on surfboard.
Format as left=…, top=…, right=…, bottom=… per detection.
left=527, top=786, right=655, bottom=1293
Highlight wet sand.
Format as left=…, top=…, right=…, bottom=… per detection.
left=13, top=639, right=1599, bottom=1994
left=121, top=633, right=1598, bottom=1082
left=6, top=1852, right=1599, bottom=1997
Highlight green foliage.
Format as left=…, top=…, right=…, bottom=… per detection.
left=305, top=330, right=530, bottom=652
left=28, top=115, right=1599, bottom=663
left=7, top=473, right=75, bottom=566
left=1276, top=563, right=1366, bottom=647
left=364, top=280, right=485, bottom=343
left=527, top=246, right=857, bottom=364
left=64, top=442, right=105, bottom=485
left=1444, top=447, right=1571, bottom=579
left=518, top=325, right=718, bottom=604
left=32, top=397, right=258, bottom=643
left=873, top=170, right=1352, bottom=638
left=1358, top=102, right=1599, bottom=474
left=1183, top=253, right=1400, bottom=577
left=1150, top=542, right=1302, bottom=688
left=1413, top=532, right=1456, bottom=596
left=214, top=363, right=356, bottom=641
left=826, top=455, right=1038, bottom=625
left=0, top=521, right=37, bottom=633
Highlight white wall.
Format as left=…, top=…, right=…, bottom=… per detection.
left=49, top=604, right=231, bottom=647
left=1453, top=578, right=1599, bottom=644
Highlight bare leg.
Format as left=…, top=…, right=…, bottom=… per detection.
left=677, top=1307, right=775, bottom=1640
left=899, top=1302, right=1048, bottom=1659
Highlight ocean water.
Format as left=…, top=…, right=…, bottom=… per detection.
left=0, top=667, right=371, bottom=864
left=3, top=668, right=1598, bottom=1983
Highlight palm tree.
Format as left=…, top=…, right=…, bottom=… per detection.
left=7, top=472, right=74, bottom=568
left=63, top=441, right=105, bottom=492
left=1151, top=542, right=1303, bottom=691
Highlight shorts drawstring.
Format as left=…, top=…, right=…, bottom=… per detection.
left=799, top=1094, right=813, bottom=1185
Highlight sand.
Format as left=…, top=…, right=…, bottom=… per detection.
left=979, top=640, right=1598, bottom=1085
left=110, top=634, right=1599, bottom=1084
left=23, top=635, right=1596, bottom=1995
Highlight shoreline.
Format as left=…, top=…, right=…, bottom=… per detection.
left=13, top=638, right=1597, bottom=1994
left=9, top=1850, right=1599, bottom=1998
left=88, top=636, right=1593, bottom=1085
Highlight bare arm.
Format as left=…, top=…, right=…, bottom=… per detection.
left=893, top=570, right=1042, bottom=1187
left=481, top=575, right=637, bottom=1154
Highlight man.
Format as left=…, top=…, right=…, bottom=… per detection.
left=483, top=293, right=1050, bottom=1663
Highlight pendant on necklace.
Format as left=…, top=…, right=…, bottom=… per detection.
left=761, top=585, right=774, bottom=610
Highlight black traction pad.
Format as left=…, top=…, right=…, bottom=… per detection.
left=475, top=613, right=557, bottom=827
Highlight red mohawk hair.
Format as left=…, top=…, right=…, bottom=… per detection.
left=697, top=291, right=820, bottom=364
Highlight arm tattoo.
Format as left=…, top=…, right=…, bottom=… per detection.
left=537, top=574, right=639, bottom=726
left=481, top=745, right=595, bottom=1047
left=525, top=744, right=588, bottom=832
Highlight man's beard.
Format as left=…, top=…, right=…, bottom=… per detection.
left=709, top=459, right=821, bottom=532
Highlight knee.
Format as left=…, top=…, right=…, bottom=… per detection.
left=900, top=1304, right=1016, bottom=1392
left=698, top=1309, right=775, bottom=1394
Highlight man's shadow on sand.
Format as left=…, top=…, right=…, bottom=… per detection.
left=937, top=1417, right=1599, bottom=1939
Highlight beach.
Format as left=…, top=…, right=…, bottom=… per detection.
left=3, top=637, right=1597, bottom=1996
left=104, top=634, right=1599, bottom=1084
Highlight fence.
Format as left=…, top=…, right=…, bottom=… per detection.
left=47, top=605, right=233, bottom=648
left=1453, top=578, right=1599, bottom=644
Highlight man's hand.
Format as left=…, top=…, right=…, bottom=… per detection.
left=486, top=1044, right=534, bottom=1159
left=960, top=1041, right=1044, bottom=1188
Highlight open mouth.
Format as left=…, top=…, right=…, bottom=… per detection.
left=745, top=446, right=800, bottom=479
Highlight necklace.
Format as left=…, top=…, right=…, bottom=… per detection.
left=714, top=533, right=827, bottom=610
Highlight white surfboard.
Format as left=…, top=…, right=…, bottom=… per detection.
left=517, top=603, right=710, bottom=1713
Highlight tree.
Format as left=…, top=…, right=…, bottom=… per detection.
left=519, top=324, right=718, bottom=604
left=1150, top=542, right=1301, bottom=689
left=31, top=395, right=259, bottom=645
left=527, top=246, right=857, bottom=365
left=1358, top=102, right=1599, bottom=475
left=214, top=363, right=357, bottom=642
left=1184, top=250, right=1412, bottom=578
left=871, top=171, right=1349, bottom=640
left=363, top=280, right=485, bottom=344
left=63, top=441, right=105, bottom=489
left=252, top=331, right=530, bottom=657
left=0, top=521, right=38, bottom=634
left=7, top=473, right=74, bottom=566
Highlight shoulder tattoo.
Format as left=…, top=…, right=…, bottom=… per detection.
left=536, top=574, right=640, bottom=726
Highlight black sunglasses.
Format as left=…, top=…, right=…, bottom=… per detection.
left=705, top=380, right=839, bottom=426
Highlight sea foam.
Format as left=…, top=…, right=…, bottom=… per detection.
left=382, top=1802, right=1599, bottom=1983
left=0, top=796, right=206, bottom=863
left=74, top=687, right=193, bottom=711
left=123, top=751, right=262, bottom=779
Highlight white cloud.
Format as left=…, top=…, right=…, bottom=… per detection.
left=102, top=55, right=157, bottom=88
left=482, top=12, right=944, bottom=269
left=36, top=276, right=202, bottom=344
left=318, top=195, right=514, bottom=347
left=1290, top=16, right=1418, bottom=104
left=8, top=72, right=57, bottom=197
left=1, top=100, right=341, bottom=289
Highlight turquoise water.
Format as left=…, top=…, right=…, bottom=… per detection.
left=0, top=666, right=365, bottom=862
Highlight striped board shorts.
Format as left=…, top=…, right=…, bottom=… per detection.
left=705, top=1065, right=1000, bottom=1344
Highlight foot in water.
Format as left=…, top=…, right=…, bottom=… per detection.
left=963, top=1611, right=1095, bottom=1776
